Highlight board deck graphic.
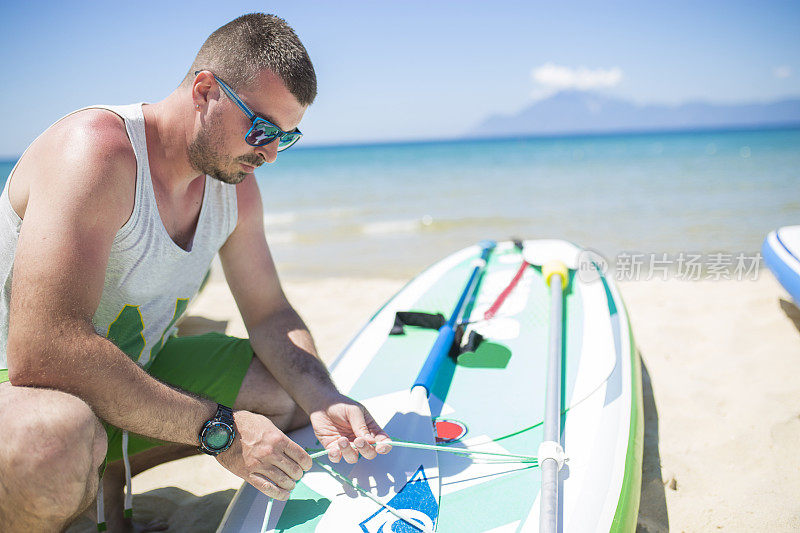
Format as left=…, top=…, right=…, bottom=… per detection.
left=358, top=466, right=438, bottom=533
left=434, top=419, right=467, bottom=443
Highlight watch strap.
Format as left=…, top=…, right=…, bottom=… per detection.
left=215, top=404, right=234, bottom=423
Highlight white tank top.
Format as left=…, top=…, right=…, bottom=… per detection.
left=0, top=103, right=238, bottom=370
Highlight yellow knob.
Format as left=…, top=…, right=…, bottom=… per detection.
left=542, top=260, right=569, bottom=290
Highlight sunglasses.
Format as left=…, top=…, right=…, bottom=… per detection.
left=195, top=70, right=302, bottom=151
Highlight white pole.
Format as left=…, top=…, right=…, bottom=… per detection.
left=540, top=264, right=566, bottom=533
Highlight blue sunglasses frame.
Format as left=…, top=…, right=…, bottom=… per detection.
left=194, top=70, right=302, bottom=151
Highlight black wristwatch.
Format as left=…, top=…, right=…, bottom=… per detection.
left=198, top=404, right=236, bottom=456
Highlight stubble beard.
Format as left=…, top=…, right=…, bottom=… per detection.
left=187, top=126, right=249, bottom=185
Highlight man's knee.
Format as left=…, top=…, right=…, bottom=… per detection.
left=24, top=389, right=107, bottom=473
left=286, top=402, right=310, bottom=432
left=0, top=386, right=106, bottom=526
left=234, top=358, right=307, bottom=430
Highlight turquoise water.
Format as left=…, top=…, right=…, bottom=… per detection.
left=2, top=127, right=799, bottom=278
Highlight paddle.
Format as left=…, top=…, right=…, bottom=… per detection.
left=539, top=259, right=570, bottom=533
left=480, top=240, right=572, bottom=531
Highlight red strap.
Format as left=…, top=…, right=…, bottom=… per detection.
left=484, top=261, right=529, bottom=320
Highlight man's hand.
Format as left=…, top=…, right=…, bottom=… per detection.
left=216, top=410, right=312, bottom=500
left=309, top=394, right=392, bottom=464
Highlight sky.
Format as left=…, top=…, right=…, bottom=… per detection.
left=1, top=0, right=799, bottom=157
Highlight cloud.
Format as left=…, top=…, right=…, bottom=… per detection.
left=774, top=66, right=792, bottom=79
left=530, top=63, right=623, bottom=99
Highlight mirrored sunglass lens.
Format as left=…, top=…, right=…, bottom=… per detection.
left=277, top=133, right=302, bottom=150
left=246, top=124, right=280, bottom=146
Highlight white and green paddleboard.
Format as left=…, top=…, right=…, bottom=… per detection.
left=217, top=240, right=643, bottom=532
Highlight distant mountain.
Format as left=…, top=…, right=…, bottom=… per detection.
left=472, top=91, right=800, bottom=137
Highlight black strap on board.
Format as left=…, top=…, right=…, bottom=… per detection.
left=390, top=311, right=485, bottom=358
left=390, top=311, right=446, bottom=335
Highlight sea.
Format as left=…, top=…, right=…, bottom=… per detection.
left=2, top=127, right=799, bottom=279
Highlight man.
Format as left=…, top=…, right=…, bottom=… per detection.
left=0, top=13, right=390, bottom=532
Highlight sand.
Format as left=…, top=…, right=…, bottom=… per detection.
left=67, top=273, right=800, bottom=532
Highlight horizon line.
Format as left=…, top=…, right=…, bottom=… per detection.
left=1, top=121, right=799, bottom=162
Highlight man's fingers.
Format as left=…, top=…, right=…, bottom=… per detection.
left=326, top=442, right=342, bottom=463
left=349, top=406, right=372, bottom=439
left=350, top=406, right=389, bottom=458
left=353, top=436, right=378, bottom=460
left=337, top=436, right=359, bottom=464
left=282, top=439, right=313, bottom=471
left=249, top=474, right=291, bottom=501
left=364, top=412, right=392, bottom=454
left=312, top=401, right=393, bottom=464
left=325, top=436, right=351, bottom=463
left=259, top=464, right=297, bottom=492
left=276, top=453, right=306, bottom=481
left=373, top=433, right=393, bottom=454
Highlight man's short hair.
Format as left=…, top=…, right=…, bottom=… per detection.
left=184, top=13, right=317, bottom=106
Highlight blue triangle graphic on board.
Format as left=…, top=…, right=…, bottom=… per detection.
left=358, top=465, right=438, bottom=533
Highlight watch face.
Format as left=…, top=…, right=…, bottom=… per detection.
left=204, top=423, right=232, bottom=450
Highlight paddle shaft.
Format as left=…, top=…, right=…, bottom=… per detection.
left=413, top=241, right=495, bottom=395
left=540, top=271, right=565, bottom=533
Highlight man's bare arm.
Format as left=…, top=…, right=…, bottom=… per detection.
left=219, top=176, right=390, bottom=464
left=6, top=111, right=216, bottom=445
left=219, top=175, right=338, bottom=411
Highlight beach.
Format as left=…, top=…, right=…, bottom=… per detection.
left=65, top=269, right=800, bottom=532
left=24, top=123, right=797, bottom=533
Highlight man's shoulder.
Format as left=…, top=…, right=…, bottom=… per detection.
left=13, top=108, right=138, bottom=228
left=48, top=108, right=137, bottom=177
left=27, top=109, right=136, bottom=194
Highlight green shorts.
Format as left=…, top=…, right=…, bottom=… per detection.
left=103, top=332, right=254, bottom=463
left=0, top=332, right=255, bottom=464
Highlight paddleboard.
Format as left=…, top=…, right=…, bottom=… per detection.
left=763, top=226, right=800, bottom=305
left=216, top=240, right=643, bottom=532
